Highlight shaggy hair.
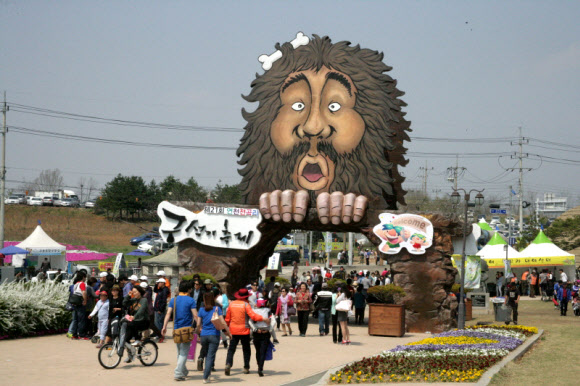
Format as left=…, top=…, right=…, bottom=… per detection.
left=237, top=35, right=410, bottom=209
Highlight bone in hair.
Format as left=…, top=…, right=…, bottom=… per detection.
left=258, top=31, right=310, bottom=71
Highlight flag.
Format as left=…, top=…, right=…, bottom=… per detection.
left=511, top=189, right=517, bottom=196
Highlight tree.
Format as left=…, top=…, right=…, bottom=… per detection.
left=33, top=169, right=64, bottom=192
left=160, top=175, right=207, bottom=202
left=212, top=181, right=242, bottom=204
left=545, top=215, right=580, bottom=251
left=77, top=177, right=99, bottom=202
left=99, top=174, right=149, bottom=219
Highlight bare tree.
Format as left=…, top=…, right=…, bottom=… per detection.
left=83, top=177, right=99, bottom=201
left=34, top=169, right=64, bottom=192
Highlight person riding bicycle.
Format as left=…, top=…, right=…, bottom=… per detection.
left=118, top=285, right=149, bottom=362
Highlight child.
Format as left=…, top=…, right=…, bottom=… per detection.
left=249, top=299, right=275, bottom=377
left=353, top=286, right=366, bottom=325
left=572, top=294, right=580, bottom=317
left=89, top=290, right=110, bottom=348
left=558, top=282, right=571, bottom=316
left=553, top=281, right=561, bottom=310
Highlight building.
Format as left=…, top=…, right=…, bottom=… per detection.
left=536, top=193, right=567, bottom=220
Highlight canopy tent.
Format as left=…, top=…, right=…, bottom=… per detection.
left=519, top=230, right=575, bottom=267
left=0, top=245, right=30, bottom=255
left=10, top=225, right=66, bottom=267
left=477, top=219, right=494, bottom=232
left=476, top=232, right=521, bottom=269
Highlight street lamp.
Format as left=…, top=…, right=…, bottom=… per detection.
left=452, top=187, right=484, bottom=329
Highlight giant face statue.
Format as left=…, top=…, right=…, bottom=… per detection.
left=237, top=34, right=410, bottom=224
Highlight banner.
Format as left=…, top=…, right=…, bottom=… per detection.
left=373, top=213, right=433, bottom=255
left=483, top=255, right=575, bottom=269
left=317, top=241, right=345, bottom=252
left=99, top=262, right=114, bottom=271
left=452, top=255, right=482, bottom=289
left=112, top=253, right=125, bottom=277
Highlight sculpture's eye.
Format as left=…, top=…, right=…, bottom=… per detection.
left=292, top=102, right=305, bottom=111
left=328, top=102, right=341, bottom=112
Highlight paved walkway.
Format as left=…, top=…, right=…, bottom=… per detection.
left=0, top=317, right=424, bottom=385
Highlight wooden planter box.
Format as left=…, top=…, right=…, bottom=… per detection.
left=465, top=298, right=473, bottom=321
left=368, top=303, right=405, bottom=337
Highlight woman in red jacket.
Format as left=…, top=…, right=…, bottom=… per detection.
left=276, top=287, right=294, bottom=336
left=295, top=283, right=312, bottom=336
left=224, top=288, right=265, bottom=376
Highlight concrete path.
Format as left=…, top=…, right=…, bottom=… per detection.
left=0, top=318, right=424, bottom=385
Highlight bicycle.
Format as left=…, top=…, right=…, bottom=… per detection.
left=98, top=334, right=158, bottom=369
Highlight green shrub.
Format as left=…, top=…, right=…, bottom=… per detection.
left=451, top=284, right=473, bottom=294
left=367, top=284, right=406, bottom=304
left=181, top=273, right=218, bottom=284
left=272, top=277, right=290, bottom=286
left=326, top=278, right=347, bottom=291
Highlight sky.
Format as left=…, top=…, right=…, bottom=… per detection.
left=1, top=1, right=579, bottom=210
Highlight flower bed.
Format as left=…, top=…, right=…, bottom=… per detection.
left=0, top=281, right=71, bottom=339
left=329, top=325, right=537, bottom=383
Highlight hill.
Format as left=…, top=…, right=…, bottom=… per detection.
left=4, top=205, right=158, bottom=252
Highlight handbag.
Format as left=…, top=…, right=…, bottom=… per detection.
left=65, top=302, right=74, bottom=311
left=286, top=306, right=297, bottom=316
left=336, top=299, right=352, bottom=312
left=172, top=296, right=194, bottom=344
left=211, top=306, right=228, bottom=331
left=68, top=283, right=83, bottom=306
left=265, top=341, right=276, bottom=361
left=186, top=334, right=198, bottom=361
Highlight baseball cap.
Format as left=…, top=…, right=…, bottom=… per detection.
left=140, top=275, right=148, bottom=281
left=274, top=282, right=280, bottom=287
left=204, top=279, right=212, bottom=285
left=156, top=270, right=166, bottom=276
left=156, top=278, right=166, bottom=283
left=139, top=282, right=148, bottom=288
left=322, top=283, right=328, bottom=289
left=129, top=275, right=139, bottom=281
left=99, top=272, right=107, bottom=278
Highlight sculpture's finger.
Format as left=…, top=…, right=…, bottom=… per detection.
left=293, top=190, right=309, bottom=223
left=316, top=192, right=331, bottom=225
left=259, top=192, right=271, bottom=220
left=342, top=193, right=356, bottom=224
left=281, top=190, right=295, bottom=223
left=330, top=192, right=344, bottom=225
left=269, top=190, right=282, bottom=221
left=352, top=195, right=368, bottom=222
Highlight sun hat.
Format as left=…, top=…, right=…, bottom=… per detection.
left=204, top=279, right=212, bottom=285
left=156, top=270, right=166, bottom=276
left=129, top=274, right=139, bottom=281
left=234, top=288, right=251, bottom=300
left=99, top=272, right=107, bottom=278
left=156, top=278, right=166, bottom=283
left=274, top=282, right=280, bottom=287
left=139, top=282, right=148, bottom=288
left=140, top=275, right=148, bottom=281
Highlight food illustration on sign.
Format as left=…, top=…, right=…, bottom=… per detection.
left=373, top=213, right=433, bottom=255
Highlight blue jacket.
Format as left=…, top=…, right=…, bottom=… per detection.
left=557, top=287, right=570, bottom=302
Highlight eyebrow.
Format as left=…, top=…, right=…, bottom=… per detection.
left=282, top=73, right=309, bottom=93
left=326, top=71, right=352, bottom=97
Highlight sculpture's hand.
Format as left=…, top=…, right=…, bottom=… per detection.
left=259, top=190, right=309, bottom=223
left=316, top=192, right=368, bottom=225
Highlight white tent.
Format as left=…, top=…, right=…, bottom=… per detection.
left=12, top=225, right=66, bottom=268
left=475, top=232, right=520, bottom=269
left=519, top=230, right=575, bottom=278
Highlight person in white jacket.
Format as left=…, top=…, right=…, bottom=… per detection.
left=88, top=291, right=110, bottom=348
left=248, top=299, right=276, bottom=377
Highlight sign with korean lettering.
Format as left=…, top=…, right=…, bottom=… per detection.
left=483, top=255, right=575, bottom=268
left=27, top=248, right=63, bottom=256
left=158, top=201, right=262, bottom=250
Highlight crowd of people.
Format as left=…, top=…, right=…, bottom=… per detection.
left=63, top=264, right=391, bottom=382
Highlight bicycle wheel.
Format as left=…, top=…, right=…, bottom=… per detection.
left=98, top=343, right=122, bottom=369
left=138, top=340, right=158, bottom=366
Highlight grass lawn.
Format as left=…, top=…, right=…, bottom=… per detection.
left=5, top=205, right=158, bottom=252
left=474, top=299, right=580, bottom=385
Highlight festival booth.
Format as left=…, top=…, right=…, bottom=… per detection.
left=519, top=230, right=576, bottom=281
left=12, top=225, right=66, bottom=268
left=476, top=232, right=521, bottom=268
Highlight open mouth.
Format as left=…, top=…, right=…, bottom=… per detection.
left=387, top=236, right=399, bottom=243
left=302, top=162, right=324, bottom=182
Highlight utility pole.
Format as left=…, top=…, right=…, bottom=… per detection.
left=509, top=127, right=529, bottom=232
left=0, top=91, right=7, bottom=249
left=447, top=155, right=465, bottom=191
left=419, top=160, right=434, bottom=197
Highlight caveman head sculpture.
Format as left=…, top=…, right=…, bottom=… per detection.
left=237, top=33, right=410, bottom=225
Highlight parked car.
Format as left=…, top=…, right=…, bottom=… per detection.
left=42, top=196, right=54, bottom=206
left=150, top=240, right=174, bottom=255
left=277, top=248, right=301, bottom=266
left=137, top=239, right=159, bottom=253
left=59, top=198, right=79, bottom=207
left=84, top=199, right=96, bottom=208
left=26, top=196, right=33, bottom=205
left=5, top=196, right=21, bottom=204
left=130, top=232, right=160, bottom=246
left=30, top=197, right=43, bottom=206
left=13, top=193, right=26, bottom=204
left=53, top=197, right=63, bottom=207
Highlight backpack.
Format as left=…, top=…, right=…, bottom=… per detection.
left=269, top=289, right=280, bottom=312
